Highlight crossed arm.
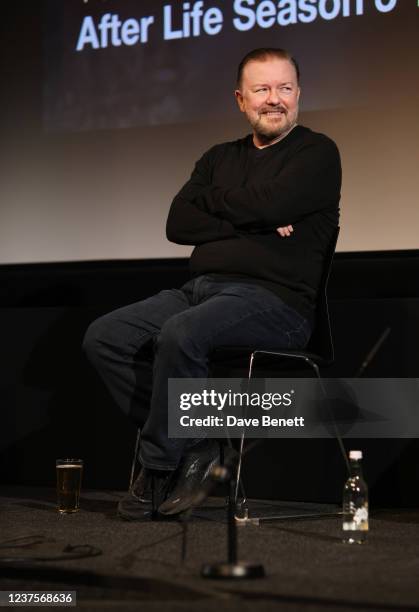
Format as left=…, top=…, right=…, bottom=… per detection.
left=166, top=140, right=339, bottom=245
left=166, top=153, right=237, bottom=245
left=166, top=174, right=292, bottom=244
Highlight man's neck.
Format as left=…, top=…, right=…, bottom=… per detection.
left=253, top=123, right=298, bottom=149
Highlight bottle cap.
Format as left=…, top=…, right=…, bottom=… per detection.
left=349, top=450, right=362, bottom=460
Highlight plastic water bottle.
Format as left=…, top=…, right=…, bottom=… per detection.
left=342, top=450, right=369, bottom=544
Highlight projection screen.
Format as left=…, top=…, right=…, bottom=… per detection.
left=1, top=0, right=418, bottom=263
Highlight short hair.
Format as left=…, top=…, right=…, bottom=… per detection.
left=236, top=48, right=300, bottom=88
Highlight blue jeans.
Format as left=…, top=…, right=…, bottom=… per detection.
left=83, top=275, right=311, bottom=470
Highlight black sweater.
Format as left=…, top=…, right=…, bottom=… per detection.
left=166, top=125, right=341, bottom=321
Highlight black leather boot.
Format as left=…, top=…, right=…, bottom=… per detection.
left=117, top=467, right=174, bottom=521
left=158, top=440, right=237, bottom=516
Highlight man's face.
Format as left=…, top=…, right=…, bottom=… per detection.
left=235, top=57, right=300, bottom=147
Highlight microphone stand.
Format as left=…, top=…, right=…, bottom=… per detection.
left=356, top=327, right=391, bottom=377
left=200, top=464, right=265, bottom=579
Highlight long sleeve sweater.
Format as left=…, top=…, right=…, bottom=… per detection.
left=166, top=125, right=341, bottom=321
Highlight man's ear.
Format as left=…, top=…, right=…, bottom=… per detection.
left=235, top=89, right=245, bottom=112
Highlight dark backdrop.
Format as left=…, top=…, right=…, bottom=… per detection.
left=1, top=251, right=419, bottom=507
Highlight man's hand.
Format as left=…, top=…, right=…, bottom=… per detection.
left=276, top=225, right=294, bottom=237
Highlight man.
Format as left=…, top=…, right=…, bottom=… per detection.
left=83, top=48, right=341, bottom=520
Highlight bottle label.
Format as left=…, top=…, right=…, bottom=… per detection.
left=343, top=507, right=369, bottom=531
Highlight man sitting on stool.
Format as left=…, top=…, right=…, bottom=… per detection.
left=83, top=47, right=341, bottom=520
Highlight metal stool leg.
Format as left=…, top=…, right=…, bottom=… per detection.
left=233, top=352, right=257, bottom=518
left=129, top=427, right=141, bottom=490
left=234, top=352, right=345, bottom=524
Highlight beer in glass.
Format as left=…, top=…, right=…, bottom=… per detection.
left=56, top=459, right=83, bottom=513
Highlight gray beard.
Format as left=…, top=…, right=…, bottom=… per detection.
left=252, top=115, right=298, bottom=145
left=254, top=123, right=289, bottom=144
left=254, top=126, right=285, bottom=143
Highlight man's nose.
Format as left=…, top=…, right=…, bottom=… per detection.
left=266, top=89, right=281, bottom=105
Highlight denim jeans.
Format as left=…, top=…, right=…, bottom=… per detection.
left=83, top=275, right=311, bottom=470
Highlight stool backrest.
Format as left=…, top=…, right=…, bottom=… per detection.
left=305, top=227, right=340, bottom=364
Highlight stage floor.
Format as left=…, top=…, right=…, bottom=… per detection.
left=0, top=487, right=418, bottom=611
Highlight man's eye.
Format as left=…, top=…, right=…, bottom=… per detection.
left=256, top=88, right=267, bottom=93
